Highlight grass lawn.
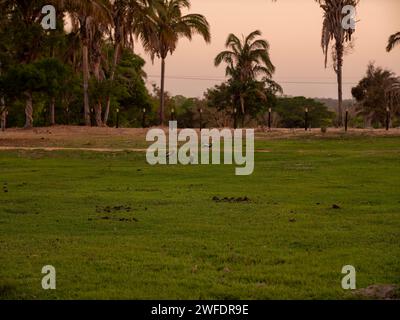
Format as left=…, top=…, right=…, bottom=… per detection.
left=0, top=135, right=399, bottom=299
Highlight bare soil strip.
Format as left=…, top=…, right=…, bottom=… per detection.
left=0, top=146, right=272, bottom=153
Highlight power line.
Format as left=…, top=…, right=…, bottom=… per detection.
left=146, top=75, right=358, bottom=85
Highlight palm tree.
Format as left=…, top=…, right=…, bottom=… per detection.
left=63, top=0, right=112, bottom=126
left=139, top=0, right=211, bottom=126
left=387, top=32, right=400, bottom=52
left=214, top=30, right=275, bottom=124
left=352, top=63, right=400, bottom=126
left=317, top=0, right=359, bottom=127
left=103, top=0, right=152, bottom=125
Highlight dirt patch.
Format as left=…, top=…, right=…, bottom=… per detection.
left=93, top=205, right=138, bottom=223
left=96, top=205, right=132, bottom=213
left=212, top=196, right=250, bottom=203
left=354, top=285, right=399, bottom=300
left=1, top=126, right=399, bottom=150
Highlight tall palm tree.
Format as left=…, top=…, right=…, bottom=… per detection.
left=317, top=0, right=359, bottom=126
left=387, top=32, right=400, bottom=52
left=103, top=0, right=152, bottom=125
left=63, top=0, right=112, bottom=126
left=139, top=0, right=211, bottom=126
left=214, top=30, right=275, bottom=122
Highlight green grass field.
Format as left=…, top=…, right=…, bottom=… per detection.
left=0, top=135, right=399, bottom=299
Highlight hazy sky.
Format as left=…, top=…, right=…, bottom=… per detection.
left=136, top=0, right=400, bottom=99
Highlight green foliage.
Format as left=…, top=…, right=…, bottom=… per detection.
left=352, top=63, right=400, bottom=127
left=112, top=50, right=153, bottom=127
left=275, top=97, right=335, bottom=128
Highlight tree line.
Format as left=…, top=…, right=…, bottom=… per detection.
left=0, top=0, right=399, bottom=130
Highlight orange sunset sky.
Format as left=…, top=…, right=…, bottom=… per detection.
left=135, top=0, right=400, bottom=99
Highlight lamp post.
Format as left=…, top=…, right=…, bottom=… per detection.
left=66, top=107, right=69, bottom=125
left=90, top=108, right=94, bottom=127
left=345, top=109, right=349, bottom=132
left=116, top=108, right=120, bottom=128
left=305, top=107, right=309, bottom=131
left=268, top=108, right=272, bottom=131
left=43, top=108, right=47, bottom=127
left=233, top=107, right=237, bottom=129
left=386, top=107, right=390, bottom=131
left=199, top=108, right=203, bottom=130
left=1, top=108, right=6, bottom=132
left=171, top=108, right=175, bottom=122
left=142, top=108, right=146, bottom=128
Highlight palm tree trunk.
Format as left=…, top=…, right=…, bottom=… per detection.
left=50, top=97, right=56, bottom=125
left=82, top=43, right=91, bottom=126
left=336, top=44, right=344, bottom=127
left=95, top=101, right=103, bottom=126
left=24, top=92, right=33, bottom=128
left=93, top=57, right=103, bottom=127
left=104, top=42, right=121, bottom=126
left=160, top=58, right=166, bottom=126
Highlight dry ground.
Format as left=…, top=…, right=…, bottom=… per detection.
left=1, top=126, right=400, bottom=150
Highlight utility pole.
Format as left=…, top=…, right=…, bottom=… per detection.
left=305, top=107, right=309, bottom=131
left=142, top=108, right=146, bottom=128
left=199, top=108, right=203, bottom=131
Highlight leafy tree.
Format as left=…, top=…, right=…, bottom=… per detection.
left=112, top=49, right=153, bottom=127
left=35, top=58, right=69, bottom=125
left=1, top=64, right=45, bottom=128
left=352, top=63, right=400, bottom=127
left=274, top=97, right=334, bottom=128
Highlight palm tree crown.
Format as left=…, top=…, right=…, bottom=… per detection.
left=139, top=0, right=211, bottom=125
left=387, top=32, right=400, bottom=52
left=215, top=30, right=274, bottom=83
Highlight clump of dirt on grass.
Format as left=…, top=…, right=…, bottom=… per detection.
left=354, top=285, right=399, bottom=300
left=94, top=205, right=138, bottom=223
left=212, top=196, right=250, bottom=203
left=96, top=205, right=132, bottom=213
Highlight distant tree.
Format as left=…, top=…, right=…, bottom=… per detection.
left=139, top=0, right=211, bottom=126
left=112, top=49, right=153, bottom=127
left=1, top=64, right=45, bottom=128
left=35, top=58, right=69, bottom=125
left=351, top=63, right=400, bottom=127
left=274, top=96, right=335, bottom=128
